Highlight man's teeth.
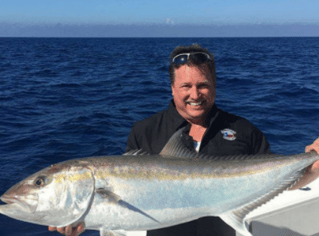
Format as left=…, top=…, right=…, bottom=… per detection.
left=188, top=101, right=203, bottom=106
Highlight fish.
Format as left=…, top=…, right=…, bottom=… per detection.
left=0, top=127, right=318, bottom=236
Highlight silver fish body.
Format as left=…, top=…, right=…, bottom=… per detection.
left=0, top=128, right=318, bottom=236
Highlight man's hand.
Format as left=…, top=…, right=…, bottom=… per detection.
left=305, top=137, right=319, bottom=154
left=290, top=137, right=319, bottom=190
left=48, top=222, right=85, bottom=236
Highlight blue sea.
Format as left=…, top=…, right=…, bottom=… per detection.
left=0, top=37, right=319, bottom=236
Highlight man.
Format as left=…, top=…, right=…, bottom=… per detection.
left=49, top=44, right=319, bottom=236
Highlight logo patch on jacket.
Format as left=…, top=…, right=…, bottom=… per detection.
left=221, top=129, right=236, bottom=141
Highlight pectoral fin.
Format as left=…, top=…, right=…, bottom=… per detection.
left=96, top=188, right=160, bottom=224
left=118, top=200, right=160, bottom=223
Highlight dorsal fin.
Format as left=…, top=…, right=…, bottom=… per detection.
left=159, top=127, right=283, bottom=161
left=159, top=127, right=201, bottom=159
left=123, top=150, right=150, bottom=156
left=219, top=167, right=308, bottom=236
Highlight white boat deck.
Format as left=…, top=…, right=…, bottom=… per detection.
left=238, top=178, right=319, bottom=236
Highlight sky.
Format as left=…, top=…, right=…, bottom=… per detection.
left=1, top=0, right=319, bottom=37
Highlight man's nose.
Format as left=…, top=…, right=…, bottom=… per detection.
left=189, top=86, right=200, bottom=99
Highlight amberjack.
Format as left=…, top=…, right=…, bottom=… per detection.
left=0, top=128, right=318, bottom=236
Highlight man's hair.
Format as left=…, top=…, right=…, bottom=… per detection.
left=169, top=44, right=216, bottom=86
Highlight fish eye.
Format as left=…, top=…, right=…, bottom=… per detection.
left=34, top=176, right=46, bottom=186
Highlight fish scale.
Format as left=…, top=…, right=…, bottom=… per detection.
left=0, top=127, right=318, bottom=236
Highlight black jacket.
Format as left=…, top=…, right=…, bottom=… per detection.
left=126, top=100, right=271, bottom=236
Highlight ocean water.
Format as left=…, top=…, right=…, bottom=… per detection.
left=0, top=37, right=319, bottom=236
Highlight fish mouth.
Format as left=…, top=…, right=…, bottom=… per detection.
left=1, top=195, right=17, bottom=204
left=0, top=193, right=38, bottom=213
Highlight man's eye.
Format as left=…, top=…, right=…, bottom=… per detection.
left=198, top=84, right=209, bottom=89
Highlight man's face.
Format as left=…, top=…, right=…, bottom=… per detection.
left=171, top=65, right=216, bottom=125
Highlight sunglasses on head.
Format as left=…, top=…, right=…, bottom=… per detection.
left=171, top=52, right=212, bottom=65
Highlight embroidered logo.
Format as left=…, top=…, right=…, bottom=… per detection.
left=221, top=129, right=236, bottom=141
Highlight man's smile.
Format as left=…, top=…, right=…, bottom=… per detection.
left=186, top=100, right=205, bottom=106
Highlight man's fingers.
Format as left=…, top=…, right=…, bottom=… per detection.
left=77, top=222, right=85, bottom=231
left=65, top=225, right=73, bottom=236
left=48, top=226, right=57, bottom=232
left=69, top=223, right=85, bottom=236
left=76, top=222, right=86, bottom=236
left=305, top=145, right=314, bottom=153
left=57, top=227, right=66, bottom=234
left=309, top=160, right=319, bottom=173
left=305, top=137, right=319, bottom=153
left=48, top=223, right=85, bottom=236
